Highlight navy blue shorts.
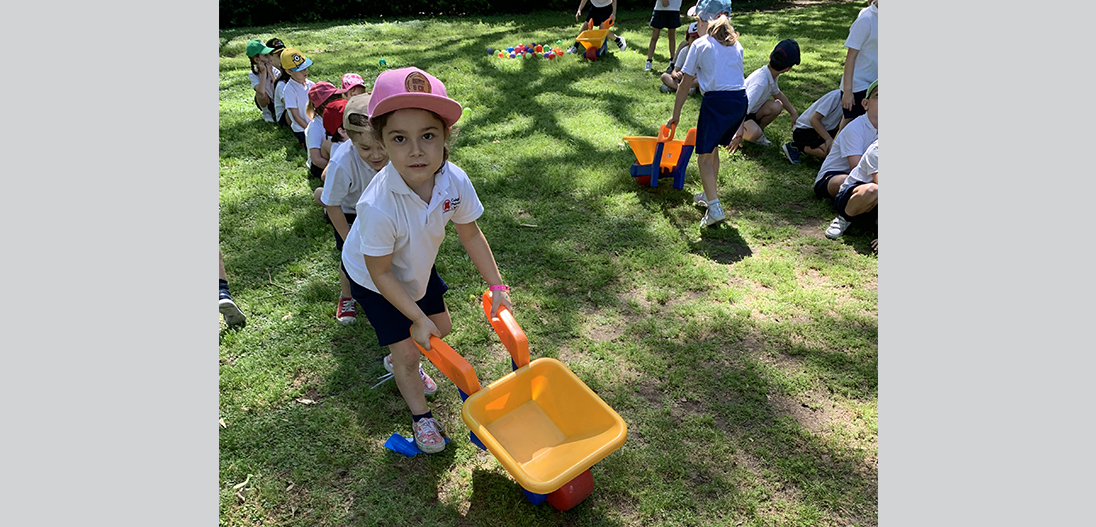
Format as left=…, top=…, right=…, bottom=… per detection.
left=586, top=5, right=613, bottom=26
left=833, top=180, right=877, bottom=223
left=793, top=127, right=838, bottom=150
left=324, top=210, right=356, bottom=251
left=293, top=130, right=306, bottom=145
left=814, top=170, right=846, bottom=200
left=840, top=89, right=868, bottom=120
left=344, top=264, right=449, bottom=347
left=310, top=163, right=324, bottom=179
left=695, top=90, right=748, bottom=155
left=650, top=10, right=682, bottom=29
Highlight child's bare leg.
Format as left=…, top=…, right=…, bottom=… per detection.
left=646, top=28, right=661, bottom=62
left=842, top=183, right=878, bottom=216
left=219, top=249, right=228, bottom=281
left=338, top=267, right=353, bottom=299
left=667, top=28, right=676, bottom=60
left=741, top=120, right=764, bottom=142
left=390, top=310, right=452, bottom=415
left=754, top=100, right=784, bottom=130
left=697, top=152, right=720, bottom=201
left=661, top=73, right=680, bottom=90
left=804, top=144, right=829, bottom=159
left=827, top=174, right=849, bottom=198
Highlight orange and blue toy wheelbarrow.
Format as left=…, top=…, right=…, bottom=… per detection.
left=411, top=291, right=628, bottom=510
left=622, top=123, right=697, bottom=189
left=575, top=16, right=614, bottom=61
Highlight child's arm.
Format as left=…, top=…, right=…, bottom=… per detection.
left=667, top=72, right=695, bottom=126
left=841, top=48, right=860, bottom=110
left=774, top=92, right=798, bottom=130
left=320, top=138, right=333, bottom=160
left=310, top=147, right=329, bottom=170
left=454, top=221, right=512, bottom=317
left=809, top=112, right=834, bottom=151
left=364, top=254, right=440, bottom=350
left=575, top=0, right=588, bottom=21
left=871, top=170, right=878, bottom=184
left=324, top=205, right=351, bottom=241
left=289, top=107, right=309, bottom=129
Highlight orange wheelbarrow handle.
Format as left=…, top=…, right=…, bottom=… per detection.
left=482, top=290, right=530, bottom=369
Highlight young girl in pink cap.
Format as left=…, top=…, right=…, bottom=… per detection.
left=339, top=67, right=511, bottom=454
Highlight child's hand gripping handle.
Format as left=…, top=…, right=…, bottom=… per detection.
left=481, top=290, right=530, bottom=369
left=413, top=336, right=482, bottom=396
left=658, top=123, right=677, bottom=143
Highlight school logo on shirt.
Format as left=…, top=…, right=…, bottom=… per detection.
left=443, top=196, right=460, bottom=213
left=405, top=71, right=431, bottom=94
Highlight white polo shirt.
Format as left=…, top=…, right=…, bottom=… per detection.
left=838, top=139, right=878, bottom=195
left=794, top=89, right=843, bottom=132
left=654, top=0, right=682, bottom=11
left=342, top=161, right=485, bottom=300
left=844, top=3, right=878, bottom=92
left=305, top=115, right=326, bottom=151
left=744, top=65, right=780, bottom=115
left=283, top=78, right=315, bottom=133
left=681, top=35, right=745, bottom=94
left=815, top=113, right=877, bottom=184
left=273, top=80, right=287, bottom=121
left=320, top=141, right=380, bottom=215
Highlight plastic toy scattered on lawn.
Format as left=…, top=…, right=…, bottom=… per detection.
left=622, top=123, right=697, bottom=189
left=490, top=41, right=563, bottom=59
left=387, top=290, right=628, bottom=510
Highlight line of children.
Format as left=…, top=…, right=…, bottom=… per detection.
left=305, top=82, right=341, bottom=178
left=645, top=0, right=683, bottom=71
left=340, top=67, right=512, bottom=453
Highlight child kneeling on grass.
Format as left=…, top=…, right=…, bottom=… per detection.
left=318, top=94, right=390, bottom=325
left=782, top=88, right=843, bottom=164
left=737, top=39, right=800, bottom=147
left=342, top=67, right=512, bottom=454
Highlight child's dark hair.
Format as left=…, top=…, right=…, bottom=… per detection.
left=369, top=110, right=455, bottom=165
left=707, top=14, right=739, bottom=47
left=249, top=55, right=261, bottom=75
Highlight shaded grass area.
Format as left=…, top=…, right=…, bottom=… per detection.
left=220, top=4, right=876, bottom=526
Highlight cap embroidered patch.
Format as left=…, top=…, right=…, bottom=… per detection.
left=404, top=71, right=431, bottom=94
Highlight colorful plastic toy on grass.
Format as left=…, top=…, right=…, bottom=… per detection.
left=622, top=123, right=697, bottom=189
left=412, top=291, right=628, bottom=510
left=576, top=16, right=614, bottom=61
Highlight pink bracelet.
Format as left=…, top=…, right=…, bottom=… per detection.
left=489, top=284, right=510, bottom=293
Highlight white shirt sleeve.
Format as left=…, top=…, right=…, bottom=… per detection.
left=357, top=204, right=398, bottom=257
left=845, top=12, right=871, bottom=51
left=450, top=170, right=484, bottom=225
left=320, top=156, right=352, bottom=209
left=305, top=117, right=326, bottom=150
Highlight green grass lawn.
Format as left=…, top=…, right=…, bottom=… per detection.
left=219, top=4, right=877, bottom=526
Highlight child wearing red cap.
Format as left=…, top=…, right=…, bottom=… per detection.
left=317, top=98, right=351, bottom=182
left=319, top=94, right=390, bottom=326
left=341, top=67, right=511, bottom=454
left=305, top=82, right=341, bottom=178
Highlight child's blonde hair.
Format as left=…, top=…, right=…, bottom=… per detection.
left=707, top=14, right=739, bottom=47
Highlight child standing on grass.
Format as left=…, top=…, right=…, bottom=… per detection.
left=305, top=82, right=340, bottom=179
left=781, top=88, right=843, bottom=164
left=667, top=11, right=745, bottom=228
left=245, top=39, right=279, bottom=123
left=737, top=39, right=800, bottom=148
left=644, top=0, right=683, bottom=71
left=565, top=0, right=626, bottom=54
left=318, top=94, right=390, bottom=325
left=280, top=48, right=316, bottom=145
left=342, top=67, right=512, bottom=454
left=838, top=0, right=878, bottom=133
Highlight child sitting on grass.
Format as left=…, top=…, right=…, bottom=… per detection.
left=659, top=21, right=700, bottom=94
left=279, top=48, right=316, bottom=145
left=245, top=39, right=279, bottom=123
left=826, top=138, right=877, bottom=242
left=737, top=39, right=800, bottom=147
left=305, top=82, right=340, bottom=179
left=814, top=79, right=878, bottom=213
left=781, top=88, right=843, bottom=164
left=317, top=94, right=390, bottom=326
left=342, top=67, right=512, bottom=454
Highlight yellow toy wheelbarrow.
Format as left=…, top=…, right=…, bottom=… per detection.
left=412, top=291, right=628, bottom=510
left=575, top=16, right=614, bottom=61
left=622, top=123, right=697, bottom=189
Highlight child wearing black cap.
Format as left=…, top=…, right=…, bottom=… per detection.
left=737, top=39, right=801, bottom=148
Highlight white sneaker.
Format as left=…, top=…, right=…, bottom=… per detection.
left=825, top=216, right=852, bottom=239
left=693, top=191, right=709, bottom=207
left=660, top=84, right=673, bottom=93
left=644, top=60, right=652, bottom=71
left=565, top=44, right=579, bottom=54
left=700, top=201, right=726, bottom=227
left=261, top=107, right=275, bottom=123
left=615, top=36, right=627, bottom=51
left=751, top=134, right=772, bottom=147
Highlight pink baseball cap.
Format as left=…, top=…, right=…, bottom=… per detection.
left=335, top=73, right=366, bottom=94
left=367, top=67, right=462, bottom=128
left=308, top=81, right=338, bottom=108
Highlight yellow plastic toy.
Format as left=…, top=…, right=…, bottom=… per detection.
left=412, top=291, right=628, bottom=509
left=622, top=123, right=697, bottom=189
left=575, top=16, right=614, bottom=60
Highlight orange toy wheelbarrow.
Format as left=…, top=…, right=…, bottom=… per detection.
left=412, top=291, right=628, bottom=510
left=622, top=123, right=697, bottom=189
left=575, top=16, right=614, bottom=60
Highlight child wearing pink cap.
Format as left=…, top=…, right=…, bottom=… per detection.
left=340, top=67, right=511, bottom=454
left=305, top=82, right=341, bottom=178
left=335, top=73, right=368, bottom=99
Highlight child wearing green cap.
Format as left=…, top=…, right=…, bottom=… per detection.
left=246, top=39, right=280, bottom=123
